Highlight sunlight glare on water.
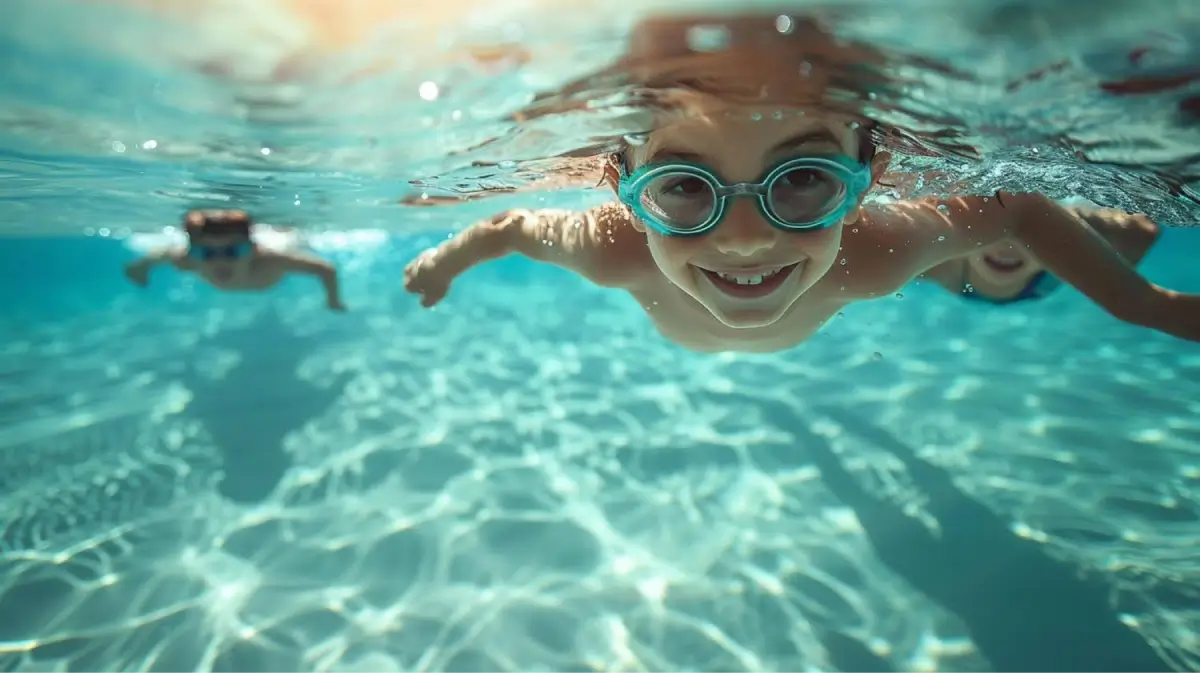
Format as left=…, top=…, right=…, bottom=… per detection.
left=1, top=0, right=1199, bottom=236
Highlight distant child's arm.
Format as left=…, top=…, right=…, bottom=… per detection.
left=1006, top=197, right=1197, bottom=341
left=1067, top=206, right=1162, bottom=265
left=123, top=247, right=186, bottom=287
left=907, top=194, right=1198, bottom=342
left=918, top=206, right=1162, bottom=296
left=275, top=251, right=345, bottom=311
left=403, top=204, right=649, bottom=307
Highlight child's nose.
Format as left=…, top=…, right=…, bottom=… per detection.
left=709, top=199, right=777, bottom=257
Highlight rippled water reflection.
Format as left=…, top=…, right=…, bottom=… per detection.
left=1, top=0, right=1199, bottom=236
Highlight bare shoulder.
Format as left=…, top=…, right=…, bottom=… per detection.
left=820, top=204, right=940, bottom=298
left=832, top=193, right=1023, bottom=294
left=253, top=247, right=293, bottom=262
left=161, top=247, right=194, bottom=269
left=525, top=202, right=656, bottom=288
left=256, top=247, right=330, bottom=270
left=587, top=202, right=653, bottom=257
left=589, top=203, right=659, bottom=288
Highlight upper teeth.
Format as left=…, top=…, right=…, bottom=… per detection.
left=715, top=268, right=781, bottom=285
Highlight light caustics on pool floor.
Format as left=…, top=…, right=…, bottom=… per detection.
left=0, top=252, right=1198, bottom=672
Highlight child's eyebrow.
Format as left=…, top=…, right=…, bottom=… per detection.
left=648, top=127, right=845, bottom=164
left=648, top=146, right=704, bottom=163
left=767, top=128, right=845, bottom=155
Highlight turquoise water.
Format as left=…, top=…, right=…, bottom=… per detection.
left=2, top=228, right=1198, bottom=672
left=3, top=2, right=1200, bottom=672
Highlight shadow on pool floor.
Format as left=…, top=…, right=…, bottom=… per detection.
left=756, top=397, right=1170, bottom=672
left=181, top=308, right=352, bottom=504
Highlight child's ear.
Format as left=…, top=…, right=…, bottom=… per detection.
left=600, top=153, right=621, bottom=195
left=842, top=150, right=893, bottom=225
left=601, top=150, right=649, bottom=232
left=869, top=150, right=892, bottom=186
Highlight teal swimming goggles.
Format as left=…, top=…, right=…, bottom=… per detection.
left=616, top=154, right=872, bottom=236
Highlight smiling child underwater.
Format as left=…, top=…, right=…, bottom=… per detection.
left=401, top=15, right=1198, bottom=353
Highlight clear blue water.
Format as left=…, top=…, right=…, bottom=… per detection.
left=3, top=2, right=1200, bottom=672
left=3, top=229, right=1199, bottom=672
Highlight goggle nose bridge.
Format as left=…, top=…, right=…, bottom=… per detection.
left=712, top=181, right=770, bottom=198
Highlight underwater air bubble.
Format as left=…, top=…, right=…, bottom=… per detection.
left=418, top=81, right=440, bottom=101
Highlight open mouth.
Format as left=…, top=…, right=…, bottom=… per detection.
left=696, top=263, right=800, bottom=299
left=983, top=254, right=1025, bottom=273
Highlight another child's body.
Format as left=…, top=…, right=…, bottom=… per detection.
left=921, top=207, right=1163, bottom=305
left=125, top=209, right=346, bottom=310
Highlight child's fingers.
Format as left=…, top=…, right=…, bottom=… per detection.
left=404, top=273, right=433, bottom=296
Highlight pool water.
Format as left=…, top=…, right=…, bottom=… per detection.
left=2, top=1, right=1200, bottom=672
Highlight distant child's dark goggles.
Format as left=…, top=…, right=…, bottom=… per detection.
left=188, top=242, right=252, bottom=261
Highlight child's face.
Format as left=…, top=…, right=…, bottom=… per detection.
left=628, top=108, right=884, bottom=329
left=188, top=231, right=254, bottom=281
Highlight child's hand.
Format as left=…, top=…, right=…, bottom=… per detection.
left=403, top=248, right=454, bottom=307
left=124, top=262, right=150, bottom=287
left=328, top=298, right=347, bottom=312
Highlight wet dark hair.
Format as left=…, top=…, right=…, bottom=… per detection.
left=183, top=209, right=252, bottom=239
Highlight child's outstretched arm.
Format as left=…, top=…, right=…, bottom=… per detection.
left=403, top=203, right=650, bottom=307
left=123, top=247, right=186, bottom=287
left=900, top=193, right=1198, bottom=342
left=272, top=251, right=345, bottom=311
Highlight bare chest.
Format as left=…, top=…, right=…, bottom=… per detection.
left=195, top=262, right=286, bottom=291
